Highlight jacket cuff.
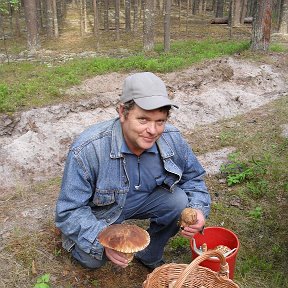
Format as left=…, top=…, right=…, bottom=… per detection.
left=188, top=203, right=210, bottom=219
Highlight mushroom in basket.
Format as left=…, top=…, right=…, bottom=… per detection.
left=98, top=224, right=150, bottom=262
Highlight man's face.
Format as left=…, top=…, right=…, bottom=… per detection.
left=119, top=104, right=168, bottom=156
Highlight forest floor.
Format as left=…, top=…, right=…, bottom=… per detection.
left=0, top=51, right=287, bottom=288
left=0, top=5, right=288, bottom=288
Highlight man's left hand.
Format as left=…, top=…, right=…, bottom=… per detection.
left=180, top=209, right=205, bottom=239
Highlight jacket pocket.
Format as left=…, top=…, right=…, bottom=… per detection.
left=92, top=189, right=116, bottom=206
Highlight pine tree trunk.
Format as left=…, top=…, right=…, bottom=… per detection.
left=83, top=0, right=88, bottom=33
left=93, top=0, right=100, bottom=48
left=232, top=0, right=242, bottom=27
left=143, top=0, right=155, bottom=52
left=15, top=3, right=21, bottom=37
left=179, top=0, right=182, bottom=28
left=164, top=0, right=172, bottom=52
left=23, top=0, right=40, bottom=53
left=52, top=0, right=59, bottom=37
left=216, top=0, right=224, bottom=18
left=278, top=0, right=288, bottom=34
left=104, top=0, right=109, bottom=31
left=133, top=0, right=139, bottom=33
left=251, top=0, right=272, bottom=51
left=240, top=0, right=248, bottom=24
left=46, top=0, right=54, bottom=38
left=125, top=0, right=131, bottom=32
left=186, top=0, right=190, bottom=34
left=115, top=0, right=120, bottom=39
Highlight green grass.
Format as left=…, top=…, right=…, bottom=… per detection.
left=0, top=39, right=249, bottom=113
left=206, top=98, right=288, bottom=287
left=165, top=96, right=288, bottom=287
left=270, top=43, right=288, bottom=53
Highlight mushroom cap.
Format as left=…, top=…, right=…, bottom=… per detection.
left=179, top=207, right=198, bottom=227
left=98, top=224, right=150, bottom=253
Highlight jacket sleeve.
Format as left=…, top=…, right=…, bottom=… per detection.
left=176, top=137, right=211, bottom=218
left=55, top=149, right=106, bottom=260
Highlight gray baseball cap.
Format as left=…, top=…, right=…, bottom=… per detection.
left=120, top=72, right=178, bottom=110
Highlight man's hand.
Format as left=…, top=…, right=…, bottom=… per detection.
left=105, top=247, right=130, bottom=268
left=180, top=209, right=205, bottom=239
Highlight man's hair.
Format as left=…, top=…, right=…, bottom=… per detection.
left=119, top=100, right=171, bottom=118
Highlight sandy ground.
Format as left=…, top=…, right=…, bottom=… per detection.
left=0, top=56, right=287, bottom=191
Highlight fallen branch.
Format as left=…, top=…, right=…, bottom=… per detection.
left=211, top=17, right=253, bottom=24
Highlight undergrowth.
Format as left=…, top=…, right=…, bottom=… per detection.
left=0, top=39, right=249, bottom=112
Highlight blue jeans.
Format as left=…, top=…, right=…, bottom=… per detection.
left=71, top=186, right=188, bottom=268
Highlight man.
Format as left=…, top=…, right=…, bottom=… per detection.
left=55, top=72, right=211, bottom=270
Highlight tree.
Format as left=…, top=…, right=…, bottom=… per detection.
left=115, top=0, right=120, bottom=39
left=143, top=0, right=155, bottom=51
left=133, top=0, right=140, bottom=33
left=185, top=0, right=190, bottom=34
left=240, top=0, right=249, bottom=24
left=164, top=0, right=172, bottom=52
left=83, top=0, right=88, bottom=33
left=52, top=0, right=59, bottom=37
left=215, top=0, right=224, bottom=18
left=23, top=0, right=40, bottom=53
left=251, top=0, right=272, bottom=51
left=46, top=0, right=54, bottom=38
left=232, top=0, right=242, bottom=27
left=125, top=0, right=131, bottom=32
left=104, top=0, right=109, bottom=31
left=278, top=0, right=288, bottom=34
left=93, top=0, right=100, bottom=48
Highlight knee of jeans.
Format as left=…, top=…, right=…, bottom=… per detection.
left=168, top=187, right=188, bottom=213
left=82, top=259, right=105, bottom=269
left=72, top=246, right=106, bottom=269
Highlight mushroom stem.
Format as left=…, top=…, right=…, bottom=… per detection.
left=125, top=253, right=134, bottom=263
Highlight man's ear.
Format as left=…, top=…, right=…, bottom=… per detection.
left=118, top=104, right=125, bottom=122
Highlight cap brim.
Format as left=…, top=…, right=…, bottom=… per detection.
left=134, top=96, right=179, bottom=110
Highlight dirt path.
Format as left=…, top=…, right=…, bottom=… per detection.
left=0, top=55, right=287, bottom=190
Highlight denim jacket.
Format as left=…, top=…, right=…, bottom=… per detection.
left=55, top=118, right=211, bottom=260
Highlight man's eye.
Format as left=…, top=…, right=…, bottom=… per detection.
left=156, top=120, right=166, bottom=126
left=138, top=118, right=147, bottom=124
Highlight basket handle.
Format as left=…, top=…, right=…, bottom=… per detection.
left=173, top=250, right=230, bottom=288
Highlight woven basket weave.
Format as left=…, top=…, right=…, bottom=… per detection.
left=142, top=250, right=240, bottom=288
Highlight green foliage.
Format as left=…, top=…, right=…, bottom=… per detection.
left=34, top=274, right=51, bottom=288
left=248, top=206, right=263, bottom=219
left=169, top=236, right=190, bottom=249
left=220, top=153, right=269, bottom=190
left=270, top=43, right=288, bottom=53
left=91, top=279, right=99, bottom=287
left=0, top=84, right=9, bottom=109
left=219, top=131, right=235, bottom=145
left=0, top=39, right=249, bottom=112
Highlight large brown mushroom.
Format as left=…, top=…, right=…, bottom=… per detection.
left=178, top=207, right=198, bottom=229
left=98, top=223, right=150, bottom=262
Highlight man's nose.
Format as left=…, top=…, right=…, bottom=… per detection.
left=146, top=121, right=157, bottom=134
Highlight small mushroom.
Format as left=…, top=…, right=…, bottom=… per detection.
left=98, top=224, right=150, bottom=262
left=178, top=207, right=198, bottom=229
left=214, top=244, right=231, bottom=254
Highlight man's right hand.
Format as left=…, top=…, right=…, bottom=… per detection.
left=105, top=247, right=130, bottom=268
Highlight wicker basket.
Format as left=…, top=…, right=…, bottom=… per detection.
left=142, top=250, right=240, bottom=288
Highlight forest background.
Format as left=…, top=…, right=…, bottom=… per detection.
left=0, top=0, right=288, bottom=288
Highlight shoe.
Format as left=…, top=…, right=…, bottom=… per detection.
left=134, top=256, right=165, bottom=271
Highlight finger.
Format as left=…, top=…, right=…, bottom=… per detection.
left=106, top=249, right=129, bottom=267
